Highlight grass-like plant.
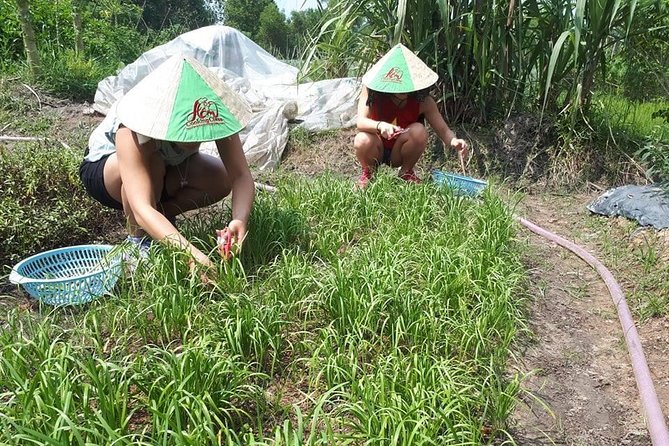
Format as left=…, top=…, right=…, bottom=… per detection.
left=1, top=171, right=527, bottom=444
left=0, top=142, right=122, bottom=269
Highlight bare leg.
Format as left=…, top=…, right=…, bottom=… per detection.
left=389, top=122, right=428, bottom=175
left=354, top=131, right=383, bottom=170
left=103, top=148, right=231, bottom=234
left=160, top=153, right=231, bottom=218
left=103, top=151, right=166, bottom=237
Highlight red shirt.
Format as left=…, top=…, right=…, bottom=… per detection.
left=369, top=95, right=421, bottom=148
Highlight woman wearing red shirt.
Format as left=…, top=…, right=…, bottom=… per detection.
left=354, top=44, right=469, bottom=188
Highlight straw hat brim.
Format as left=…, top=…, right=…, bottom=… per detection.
left=117, top=54, right=252, bottom=143
left=362, top=43, right=438, bottom=93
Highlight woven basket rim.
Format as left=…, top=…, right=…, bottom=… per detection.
left=431, top=169, right=488, bottom=186
left=10, top=244, right=121, bottom=285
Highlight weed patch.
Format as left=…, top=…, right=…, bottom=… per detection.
left=1, top=173, right=528, bottom=444
left=0, top=142, right=122, bottom=268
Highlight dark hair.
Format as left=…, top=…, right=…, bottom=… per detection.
left=366, top=87, right=432, bottom=106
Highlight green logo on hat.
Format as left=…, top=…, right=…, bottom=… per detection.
left=116, top=54, right=251, bottom=143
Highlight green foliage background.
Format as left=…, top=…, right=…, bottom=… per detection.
left=303, top=0, right=669, bottom=183
left=0, top=0, right=668, bottom=269
left=0, top=0, right=323, bottom=99
left=0, top=3, right=667, bottom=439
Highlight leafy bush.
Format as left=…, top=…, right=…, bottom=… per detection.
left=637, top=139, right=669, bottom=186
left=0, top=0, right=162, bottom=97
left=0, top=143, right=122, bottom=269
left=0, top=0, right=73, bottom=64
left=652, top=108, right=669, bottom=125
left=38, top=49, right=107, bottom=101
left=619, top=3, right=669, bottom=102
left=82, top=6, right=150, bottom=69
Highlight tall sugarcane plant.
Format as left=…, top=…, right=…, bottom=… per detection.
left=305, top=0, right=645, bottom=122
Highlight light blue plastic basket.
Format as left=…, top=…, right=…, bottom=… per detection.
left=432, top=169, right=488, bottom=197
left=9, top=245, right=122, bottom=306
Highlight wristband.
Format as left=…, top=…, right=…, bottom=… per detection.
left=376, top=121, right=381, bottom=133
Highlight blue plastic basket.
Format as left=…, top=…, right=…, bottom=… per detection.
left=9, top=245, right=122, bottom=306
left=431, top=169, right=488, bottom=197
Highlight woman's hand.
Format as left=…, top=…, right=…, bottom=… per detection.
left=377, top=121, right=403, bottom=140
left=451, top=137, right=469, bottom=160
left=217, top=219, right=248, bottom=260
left=188, top=257, right=217, bottom=285
left=227, top=219, right=247, bottom=243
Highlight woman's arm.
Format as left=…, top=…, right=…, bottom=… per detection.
left=115, top=127, right=173, bottom=238
left=115, top=127, right=212, bottom=266
left=421, top=96, right=469, bottom=157
left=216, top=133, right=255, bottom=242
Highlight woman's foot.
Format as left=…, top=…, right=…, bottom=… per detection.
left=126, top=235, right=152, bottom=259
left=357, top=167, right=374, bottom=189
left=399, top=169, right=421, bottom=184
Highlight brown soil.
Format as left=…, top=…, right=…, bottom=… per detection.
left=3, top=91, right=668, bottom=444
left=511, top=193, right=668, bottom=445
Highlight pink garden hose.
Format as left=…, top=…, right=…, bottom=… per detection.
left=518, top=217, right=669, bottom=445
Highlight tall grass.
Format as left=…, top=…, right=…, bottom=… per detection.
left=585, top=92, right=669, bottom=182
left=1, top=172, right=527, bottom=444
left=305, top=0, right=649, bottom=122
left=590, top=93, right=669, bottom=142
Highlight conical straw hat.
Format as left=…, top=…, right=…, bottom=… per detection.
left=116, top=54, right=252, bottom=143
left=362, top=43, right=438, bottom=93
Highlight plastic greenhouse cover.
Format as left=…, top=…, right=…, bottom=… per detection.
left=93, top=25, right=360, bottom=170
left=587, top=184, right=669, bottom=230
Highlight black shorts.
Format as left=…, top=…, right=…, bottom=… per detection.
left=79, top=151, right=172, bottom=210
left=381, top=148, right=392, bottom=165
left=79, top=153, right=123, bottom=210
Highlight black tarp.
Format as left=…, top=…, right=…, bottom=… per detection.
left=587, top=185, right=669, bottom=229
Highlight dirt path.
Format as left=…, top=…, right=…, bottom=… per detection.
left=510, top=191, right=668, bottom=445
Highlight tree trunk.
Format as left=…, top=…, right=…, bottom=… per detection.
left=72, top=0, right=84, bottom=55
left=580, top=48, right=602, bottom=114
left=15, top=0, right=40, bottom=77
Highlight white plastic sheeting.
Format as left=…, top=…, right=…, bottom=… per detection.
left=93, top=25, right=359, bottom=170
